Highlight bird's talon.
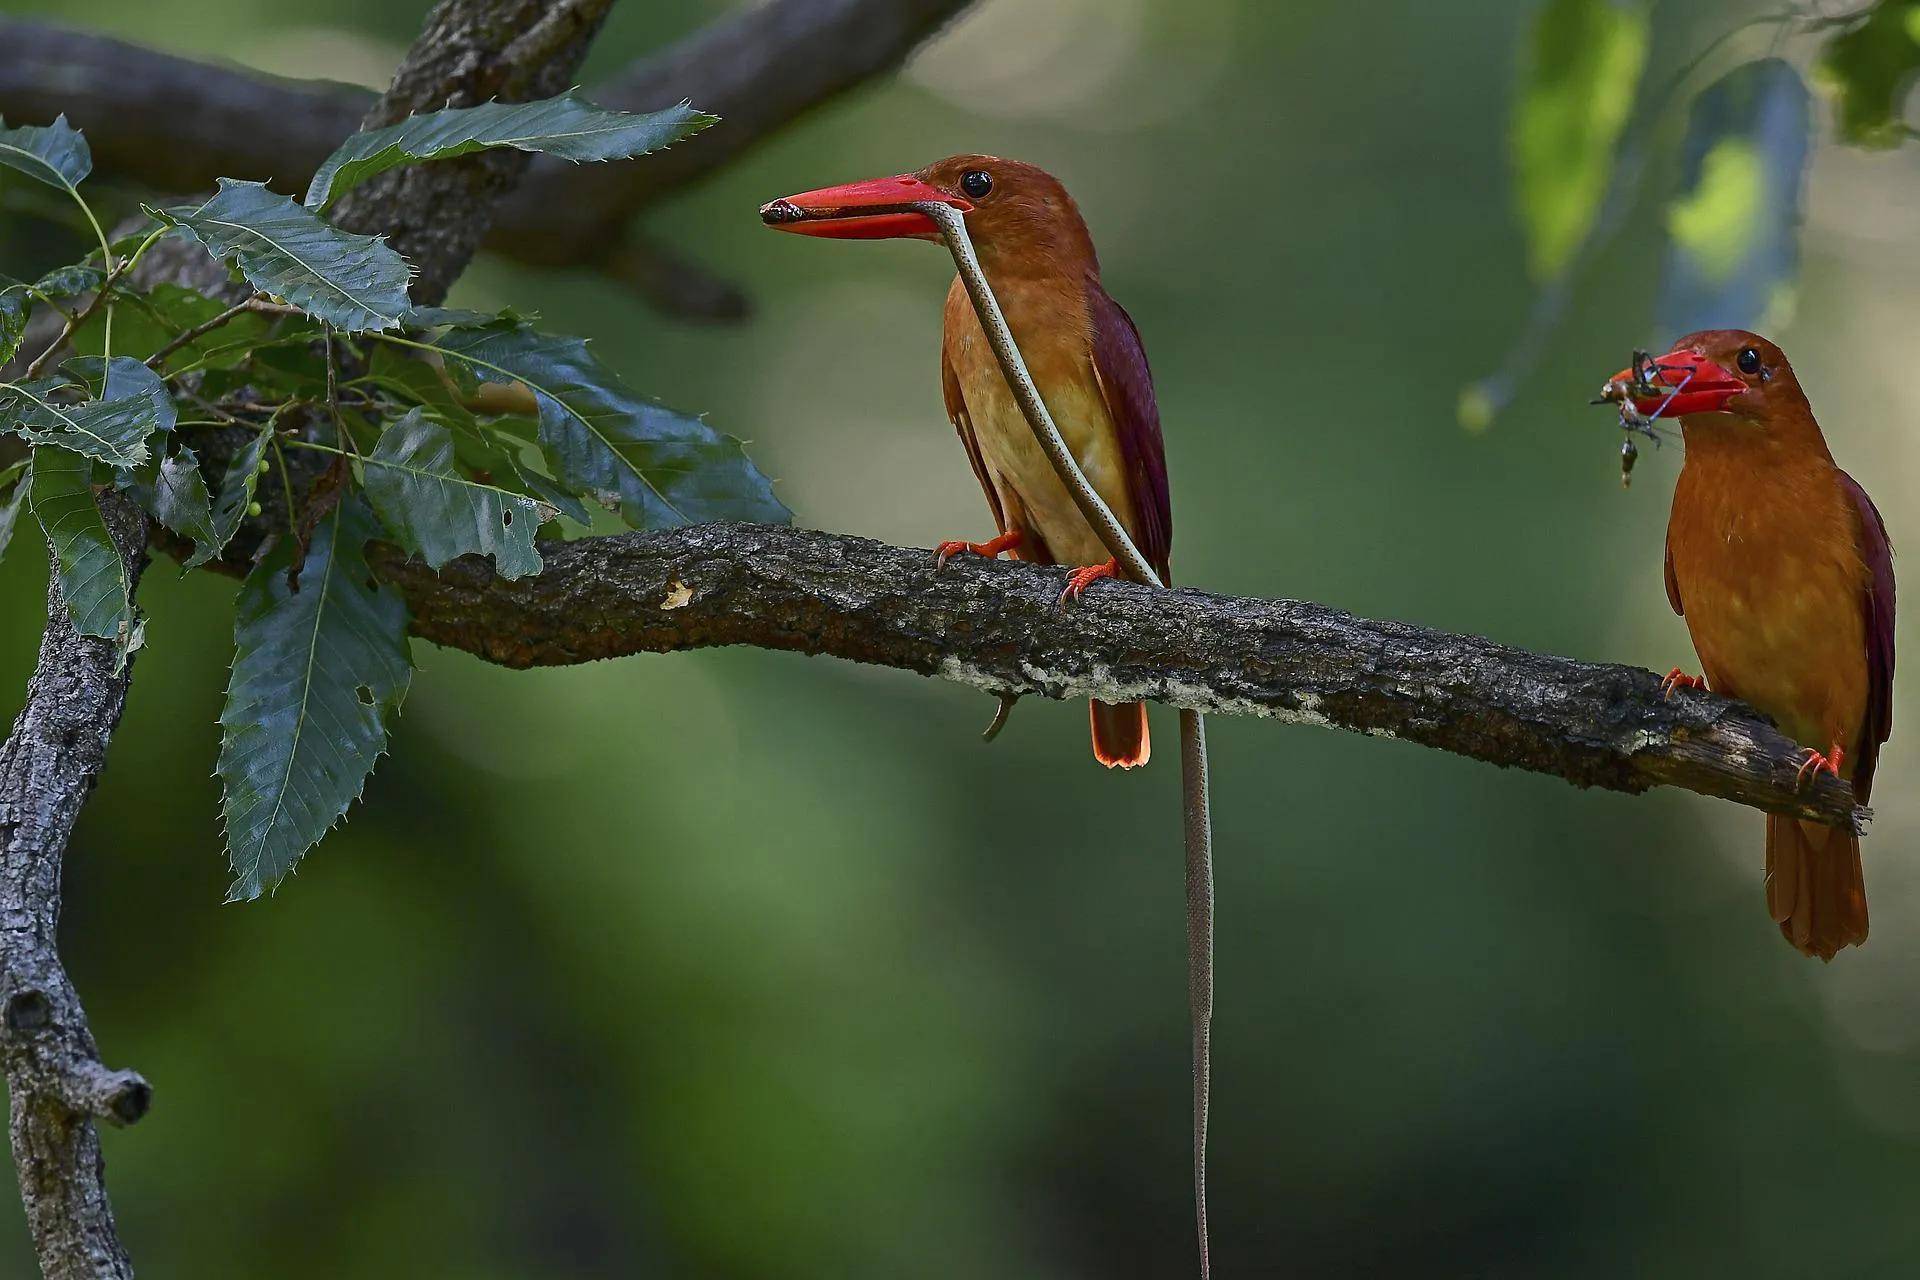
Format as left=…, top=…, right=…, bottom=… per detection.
left=1794, top=744, right=1845, bottom=789
left=1661, top=667, right=1706, bottom=699
left=935, top=530, right=1022, bottom=569
left=1058, top=558, right=1120, bottom=608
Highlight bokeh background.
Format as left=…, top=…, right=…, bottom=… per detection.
left=4, top=0, right=1920, bottom=1275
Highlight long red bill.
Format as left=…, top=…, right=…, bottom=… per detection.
left=1609, top=348, right=1746, bottom=417
left=759, top=174, right=971, bottom=240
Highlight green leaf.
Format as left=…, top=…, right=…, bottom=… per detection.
left=0, top=459, right=26, bottom=569
left=32, top=263, right=105, bottom=301
left=30, top=445, right=135, bottom=644
left=1659, top=60, right=1811, bottom=341
left=0, top=115, right=92, bottom=193
left=156, top=179, right=412, bottom=332
left=421, top=321, right=789, bottom=529
left=0, top=356, right=176, bottom=466
left=127, top=444, right=220, bottom=565
left=1511, top=0, right=1649, bottom=279
left=196, top=429, right=273, bottom=570
left=306, top=94, right=713, bottom=210
left=219, top=495, right=412, bottom=900
left=1817, top=1, right=1920, bottom=148
left=83, top=283, right=274, bottom=369
left=0, top=278, right=28, bottom=365
left=360, top=408, right=544, bottom=578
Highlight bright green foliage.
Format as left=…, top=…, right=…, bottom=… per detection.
left=0, top=114, right=92, bottom=192
left=1818, top=0, right=1920, bottom=147
left=30, top=445, right=136, bottom=645
left=87, top=284, right=275, bottom=369
left=219, top=496, right=413, bottom=901
left=1511, top=0, right=1648, bottom=280
left=306, top=94, right=713, bottom=210
left=360, top=408, right=544, bottom=578
left=0, top=460, right=26, bottom=568
left=427, top=320, right=789, bottom=530
left=157, top=179, right=413, bottom=332
left=0, top=356, right=177, bottom=467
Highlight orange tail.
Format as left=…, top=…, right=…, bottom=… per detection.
left=1765, top=816, right=1869, bottom=961
left=1090, top=700, right=1150, bottom=769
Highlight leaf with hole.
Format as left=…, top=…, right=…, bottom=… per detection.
left=306, top=94, right=714, bottom=210
left=1511, top=0, right=1649, bottom=281
left=155, top=179, right=412, bottom=332
left=0, top=115, right=92, bottom=193
left=30, top=445, right=135, bottom=645
left=219, top=495, right=412, bottom=900
left=361, top=408, right=544, bottom=578
left=421, top=320, right=788, bottom=530
left=0, top=355, right=176, bottom=467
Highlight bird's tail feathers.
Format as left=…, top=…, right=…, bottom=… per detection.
left=1765, top=815, right=1869, bottom=961
left=1090, top=700, right=1150, bottom=769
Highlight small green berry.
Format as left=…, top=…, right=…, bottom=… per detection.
left=246, top=501, right=263, bottom=517
left=257, top=459, right=270, bottom=475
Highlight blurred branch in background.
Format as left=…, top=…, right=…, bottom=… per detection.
left=362, top=521, right=1868, bottom=831
left=0, top=0, right=980, bottom=318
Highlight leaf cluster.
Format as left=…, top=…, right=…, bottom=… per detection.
left=0, top=97, right=786, bottom=898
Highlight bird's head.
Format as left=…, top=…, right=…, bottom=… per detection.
left=1603, top=330, right=1807, bottom=425
left=760, top=154, right=1097, bottom=274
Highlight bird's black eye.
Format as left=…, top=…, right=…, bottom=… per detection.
left=960, top=170, right=992, bottom=199
left=1737, top=347, right=1762, bottom=375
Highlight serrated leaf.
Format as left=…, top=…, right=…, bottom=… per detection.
left=1512, top=0, right=1649, bottom=280
left=422, top=321, right=788, bottom=530
left=32, top=263, right=105, bottom=301
left=127, top=444, right=219, bottom=565
left=0, top=115, right=92, bottom=193
left=0, top=278, right=28, bottom=365
left=360, top=407, right=543, bottom=577
left=1659, top=59, right=1811, bottom=336
left=0, top=460, right=26, bottom=568
left=1818, top=1, right=1920, bottom=147
left=196, top=429, right=273, bottom=570
left=307, top=94, right=713, bottom=210
left=30, top=445, right=134, bottom=643
left=219, top=495, right=412, bottom=900
left=0, top=355, right=175, bottom=466
left=157, top=179, right=412, bottom=332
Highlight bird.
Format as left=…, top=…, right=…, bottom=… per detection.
left=1609, top=331, right=1895, bottom=960
left=761, top=155, right=1172, bottom=769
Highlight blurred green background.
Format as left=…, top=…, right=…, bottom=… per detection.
left=5, top=0, right=1920, bottom=1275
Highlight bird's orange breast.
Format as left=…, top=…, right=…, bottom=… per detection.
left=1667, top=447, right=1872, bottom=760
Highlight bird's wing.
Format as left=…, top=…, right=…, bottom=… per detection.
left=942, top=341, right=1008, bottom=538
left=1664, top=537, right=1684, bottom=615
left=1840, top=470, right=1895, bottom=802
left=1085, top=279, right=1173, bottom=582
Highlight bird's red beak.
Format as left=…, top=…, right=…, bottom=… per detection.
left=759, top=174, right=971, bottom=240
left=1609, top=347, right=1747, bottom=417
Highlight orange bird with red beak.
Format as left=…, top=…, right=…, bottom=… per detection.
left=762, top=155, right=1171, bottom=768
left=1611, top=331, right=1895, bottom=960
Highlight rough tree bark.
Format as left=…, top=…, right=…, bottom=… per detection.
left=0, top=1, right=618, bottom=1274
left=362, top=523, right=1867, bottom=831
left=0, top=495, right=151, bottom=1280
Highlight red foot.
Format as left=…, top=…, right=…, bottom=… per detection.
left=935, top=529, right=1022, bottom=569
left=1059, top=557, right=1120, bottom=607
left=1661, top=667, right=1707, bottom=699
left=1795, top=743, right=1845, bottom=789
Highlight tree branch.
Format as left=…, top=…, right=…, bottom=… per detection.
left=364, top=522, right=1867, bottom=832
left=0, top=493, right=152, bottom=1280
left=0, top=0, right=979, bottom=308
